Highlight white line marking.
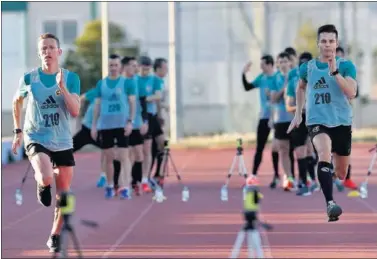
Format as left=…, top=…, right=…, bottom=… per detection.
left=3, top=180, right=100, bottom=230
left=101, top=201, right=154, bottom=258
left=101, top=151, right=198, bottom=258
left=356, top=198, right=377, bottom=213
left=3, top=207, right=44, bottom=230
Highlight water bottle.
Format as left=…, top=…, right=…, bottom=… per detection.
left=154, top=187, right=164, bottom=203
left=360, top=183, right=368, bottom=199
left=221, top=185, right=228, bottom=201
left=243, top=186, right=247, bottom=201
left=182, top=186, right=190, bottom=202
left=15, top=189, right=23, bottom=206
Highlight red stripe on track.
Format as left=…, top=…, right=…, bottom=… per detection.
left=2, top=144, right=376, bottom=258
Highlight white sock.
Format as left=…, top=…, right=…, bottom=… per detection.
left=100, top=172, right=106, bottom=178
left=107, top=184, right=114, bottom=188
left=142, top=177, right=148, bottom=183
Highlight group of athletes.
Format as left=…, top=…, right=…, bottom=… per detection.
left=11, top=33, right=168, bottom=253
left=11, top=23, right=359, bottom=254
left=243, top=24, right=358, bottom=222
left=72, top=54, right=168, bottom=199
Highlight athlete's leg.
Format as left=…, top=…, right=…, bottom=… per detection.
left=26, top=144, right=54, bottom=207
left=290, top=117, right=311, bottom=195
left=343, top=164, right=357, bottom=189
left=132, top=143, right=144, bottom=194
left=289, top=145, right=295, bottom=179
left=269, top=137, right=280, bottom=188
left=98, top=129, right=117, bottom=199
left=331, top=126, right=352, bottom=180
left=113, top=159, right=121, bottom=190
left=115, top=129, right=132, bottom=199
left=72, top=126, right=91, bottom=153
left=309, top=125, right=342, bottom=221
left=306, top=137, right=317, bottom=181
left=144, top=138, right=153, bottom=178
left=276, top=139, right=292, bottom=182
left=46, top=148, right=75, bottom=253
left=251, top=119, right=271, bottom=176
left=274, top=123, right=293, bottom=190
left=152, top=115, right=166, bottom=179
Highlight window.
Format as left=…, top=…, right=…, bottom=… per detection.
left=41, top=19, right=78, bottom=46
left=43, top=20, right=58, bottom=36
left=62, top=20, right=78, bottom=45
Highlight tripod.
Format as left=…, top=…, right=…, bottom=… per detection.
left=53, top=191, right=82, bottom=259
left=230, top=185, right=273, bottom=258
left=221, top=138, right=248, bottom=201
left=151, top=140, right=190, bottom=202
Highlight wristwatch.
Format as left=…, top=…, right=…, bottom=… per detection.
left=330, top=69, right=339, bottom=76
left=127, top=119, right=134, bottom=124
left=13, top=128, right=22, bottom=134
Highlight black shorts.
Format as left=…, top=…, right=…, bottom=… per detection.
left=73, top=125, right=100, bottom=152
left=146, top=113, right=163, bottom=139
left=290, top=113, right=308, bottom=148
left=98, top=128, right=129, bottom=149
left=129, top=129, right=144, bottom=147
left=26, top=143, right=75, bottom=169
left=274, top=122, right=291, bottom=140
left=307, top=124, right=352, bottom=156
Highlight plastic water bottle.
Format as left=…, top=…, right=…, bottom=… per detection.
left=182, top=186, right=190, bottom=202
left=154, top=187, right=165, bottom=203
left=360, top=183, right=368, bottom=199
left=15, top=189, right=23, bottom=206
left=243, top=186, right=247, bottom=201
left=221, top=185, right=228, bottom=201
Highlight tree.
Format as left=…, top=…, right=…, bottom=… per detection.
left=294, top=20, right=319, bottom=57
left=63, top=20, right=141, bottom=116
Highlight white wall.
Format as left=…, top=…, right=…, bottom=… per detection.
left=2, top=12, right=27, bottom=111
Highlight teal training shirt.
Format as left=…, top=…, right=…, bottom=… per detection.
left=17, top=67, right=80, bottom=151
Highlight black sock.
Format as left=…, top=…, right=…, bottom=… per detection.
left=297, top=158, right=308, bottom=187
left=346, top=164, right=351, bottom=180
left=289, top=147, right=295, bottom=178
left=154, top=152, right=164, bottom=178
left=306, top=156, right=316, bottom=181
left=113, top=160, right=121, bottom=187
left=272, top=151, right=279, bottom=178
left=317, top=161, right=334, bottom=203
left=132, top=162, right=142, bottom=185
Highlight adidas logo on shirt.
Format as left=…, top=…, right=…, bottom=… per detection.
left=313, top=77, right=329, bottom=89
left=41, top=95, right=59, bottom=109
left=109, top=93, right=118, bottom=101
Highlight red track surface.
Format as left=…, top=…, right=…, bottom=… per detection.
left=2, top=143, right=377, bottom=258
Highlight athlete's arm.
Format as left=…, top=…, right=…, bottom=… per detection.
left=13, top=75, right=29, bottom=130
left=91, top=82, right=102, bottom=128
left=61, top=72, right=81, bottom=117
left=285, top=80, right=296, bottom=112
left=295, top=80, right=306, bottom=115
left=296, top=63, right=308, bottom=115
left=242, top=73, right=262, bottom=91
left=146, top=90, right=161, bottom=102
left=139, top=96, right=148, bottom=121
left=126, top=80, right=136, bottom=121
left=335, top=60, right=357, bottom=99
left=271, top=87, right=285, bottom=103
left=146, top=77, right=162, bottom=102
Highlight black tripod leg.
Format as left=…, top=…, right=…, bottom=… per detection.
left=68, top=226, right=83, bottom=258
left=168, top=153, right=182, bottom=182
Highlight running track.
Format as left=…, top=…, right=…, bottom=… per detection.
left=3, top=143, right=377, bottom=258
